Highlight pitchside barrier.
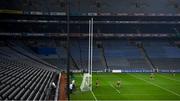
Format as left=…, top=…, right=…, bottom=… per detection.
left=112, top=69, right=180, bottom=73
left=71, top=69, right=180, bottom=73
left=55, top=73, right=61, bottom=100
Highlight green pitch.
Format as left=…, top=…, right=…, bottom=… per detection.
left=70, top=73, right=180, bottom=100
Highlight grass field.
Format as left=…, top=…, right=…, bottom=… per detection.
left=70, top=73, right=180, bottom=101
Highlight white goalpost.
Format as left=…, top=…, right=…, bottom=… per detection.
left=80, top=18, right=93, bottom=91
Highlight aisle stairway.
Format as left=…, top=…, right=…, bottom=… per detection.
left=138, top=43, right=155, bottom=70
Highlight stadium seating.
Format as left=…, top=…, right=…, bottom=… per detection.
left=0, top=39, right=180, bottom=100
left=7, top=41, right=58, bottom=71
left=69, top=40, right=105, bottom=71
left=0, top=46, right=59, bottom=100
left=70, top=41, right=81, bottom=68
left=31, top=40, right=180, bottom=72
left=103, top=40, right=150, bottom=70
left=151, top=58, right=180, bottom=69
left=0, top=0, right=23, bottom=10
left=7, top=40, right=179, bottom=72
left=128, top=59, right=150, bottom=69
left=0, top=0, right=180, bottom=15
left=143, top=41, right=180, bottom=70
left=43, top=47, right=67, bottom=70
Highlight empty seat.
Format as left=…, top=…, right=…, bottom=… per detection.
left=8, top=87, right=21, bottom=100
left=20, top=89, right=31, bottom=100
left=15, top=79, right=24, bottom=87
left=27, top=90, right=36, bottom=100
left=0, top=85, right=10, bottom=95
left=0, top=84, right=6, bottom=90
left=39, top=79, right=46, bottom=92
left=29, top=81, right=37, bottom=90
left=0, top=75, right=8, bottom=81
left=25, top=80, right=33, bottom=89
left=14, top=88, right=25, bottom=100
left=6, top=77, right=16, bottom=85
left=2, top=86, right=15, bottom=98
left=33, top=91, right=41, bottom=100
left=11, top=78, right=20, bottom=85
left=20, top=80, right=28, bottom=88
left=39, top=92, right=45, bottom=100
left=1, top=76, right=11, bottom=83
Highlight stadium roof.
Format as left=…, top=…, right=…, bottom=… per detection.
left=0, top=0, right=180, bottom=38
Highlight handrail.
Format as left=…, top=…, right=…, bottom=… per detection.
left=55, top=73, right=61, bottom=100
left=101, top=43, right=109, bottom=71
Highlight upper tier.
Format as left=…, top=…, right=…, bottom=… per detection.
left=1, top=0, right=180, bottom=16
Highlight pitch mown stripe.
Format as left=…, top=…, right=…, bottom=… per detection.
left=71, top=73, right=180, bottom=100
left=158, top=75, right=180, bottom=83
left=129, top=74, right=180, bottom=97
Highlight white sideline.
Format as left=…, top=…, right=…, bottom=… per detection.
left=129, top=74, right=180, bottom=97
left=110, top=83, right=121, bottom=94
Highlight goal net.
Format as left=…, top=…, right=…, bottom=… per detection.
left=80, top=73, right=92, bottom=91
left=80, top=18, right=93, bottom=92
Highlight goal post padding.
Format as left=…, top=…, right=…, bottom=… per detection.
left=80, top=73, right=92, bottom=91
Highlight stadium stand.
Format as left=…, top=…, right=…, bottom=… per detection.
left=9, top=39, right=179, bottom=73
left=142, top=41, right=180, bottom=70
left=1, top=0, right=180, bottom=15
left=151, top=58, right=180, bottom=69
left=1, top=0, right=180, bottom=100
left=103, top=40, right=150, bottom=70
left=19, top=39, right=180, bottom=72
left=76, top=41, right=105, bottom=71
left=0, top=43, right=59, bottom=100
left=0, top=0, right=23, bottom=10
left=42, top=46, right=67, bottom=70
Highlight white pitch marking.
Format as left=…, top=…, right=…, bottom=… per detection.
left=90, top=90, right=97, bottom=101
left=159, top=75, right=180, bottom=83
left=129, top=74, right=180, bottom=97
left=110, top=83, right=121, bottom=94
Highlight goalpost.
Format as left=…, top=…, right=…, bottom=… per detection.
left=80, top=18, right=93, bottom=91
